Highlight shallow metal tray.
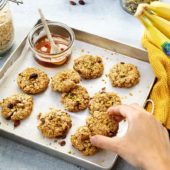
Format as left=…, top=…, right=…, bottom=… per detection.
left=0, top=20, right=155, bottom=170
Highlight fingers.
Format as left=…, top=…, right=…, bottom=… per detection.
left=130, top=103, right=143, bottom=110
left=90, top=135, right=122, bottom=153
left=108, top=105, right=138, bottom=121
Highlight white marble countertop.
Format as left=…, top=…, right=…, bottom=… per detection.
left=0, top=0, right=165, bottom=169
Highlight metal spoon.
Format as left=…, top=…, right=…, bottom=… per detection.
left=8, top=0, right=23, bottom=5
left=38, top=8, right=59, bottom=54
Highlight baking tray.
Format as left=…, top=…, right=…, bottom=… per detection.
left=0, top=20, right=155, bottom=170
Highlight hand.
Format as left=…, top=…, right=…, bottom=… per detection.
left=90, top=104, right=170, bottom=170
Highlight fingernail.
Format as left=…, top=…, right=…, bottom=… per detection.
left=90, top=136, right=97, bottom=145
left=107, top=108, right=112, bottom=114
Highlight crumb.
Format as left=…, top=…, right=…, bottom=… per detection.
left=54, top=139, right=58, bottom=143
left=68, top=150, right=72, bottom=154
left=101, top=87, right=106, bottom=92
left=81, top=49, right=84, bottom=53
left=37, top=113, right=41, bottom=120
left=129, top=93, right=133, bottom=96
left=105, top=74, right=108, bottom=77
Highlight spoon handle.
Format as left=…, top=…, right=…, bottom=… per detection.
left=38, top=9, right=58, bottom=53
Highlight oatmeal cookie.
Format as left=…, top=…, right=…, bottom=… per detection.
left=89, top=91, right=121, bottom=114
left=17, top=67, right=50, bottom=94
left=51, top=70, right=80, bottom=93
left=71, top=126, right=98, bottom=156
left=73, top=55, right=104, bottom=79
left=0, top=94, right=33, bottom=121
left=38, top=108, right=72, bottom=138
left=109, top=62, right=140, bottom=88
left=86, top=111, right=118, bottom=137
left=61, top=85, right=90, bottom=112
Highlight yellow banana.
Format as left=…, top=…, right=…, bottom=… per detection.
left=143, top=10, right=170, bottom=39
left=147, top=2, right=170, bottom=21
left=137, top=15, right=170, bottom=56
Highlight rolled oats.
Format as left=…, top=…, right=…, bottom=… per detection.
left=109, top=63, right=140, bottom=88
left=86, top=111, right=118, bottom=137
left=89, top=91, right=121, bottom=114
left=0, top=94, right=33, bottom=122
left=73, top=55, right=104, bottom=79
left=61, top=85, right=90, bottom=112
left=51, top=69, right=80, bottom=93
left=17, top=67, right=50, bottom=94
left=0, top=3, right=14, bottom=54
left=71, top=126, right=98, bottom=156
left=38, top=108, right=72, bottom=138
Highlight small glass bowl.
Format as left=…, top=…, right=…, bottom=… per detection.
left=28, top=21, right=75, bottom=67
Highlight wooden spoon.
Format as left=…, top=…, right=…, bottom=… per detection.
left=38, top=8, right=59, bottom=54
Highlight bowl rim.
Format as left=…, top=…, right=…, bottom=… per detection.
left=27, top=21, right=75, bottom=58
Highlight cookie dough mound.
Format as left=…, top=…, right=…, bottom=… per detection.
left=89, top=91, right=121, bottom=114
left=17, top=67, right=50, bottom=94
left=61, top=85, right=90, bottom=112
left=73, top=55, right=104, bottom=79
left=51, top=70, right=80, bottom=93
left=71, top=126, right=98, bottom=156
left=109, top=62, right=140, bottom=88
left=0, top=94, right=33, bottom=121
left=86, top=111, right=118, bottom=137
left=38, top=109, right=72, bottom=138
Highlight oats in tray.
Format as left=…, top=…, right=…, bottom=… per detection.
left=38, top=108, right=72, bottom=138
left=89, top=91, right=121, bottom=114
left=71, top=126, right=99, bottom=156
left=0, top=3, right=14, bottom=54
left=109, top=62, right=140, bottom=88
left=0, top=94, right=33, bottom=125
left=86, top=111, right=118, bottom=137
left=73, top=55, right=104, bottom=79
left=17, top=67, right=50, bottom=94
left=51, top=70, right=81, bottom=93
left=61, top=85, right=90, bottom=112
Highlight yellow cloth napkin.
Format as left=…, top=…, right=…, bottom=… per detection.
left=142, top=33, right=170, bottom=129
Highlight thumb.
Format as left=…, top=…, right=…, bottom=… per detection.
left=90, top=135, right=123, bottom=153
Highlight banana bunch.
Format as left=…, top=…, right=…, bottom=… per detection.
left=135, top=2, right=170, bottom=56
